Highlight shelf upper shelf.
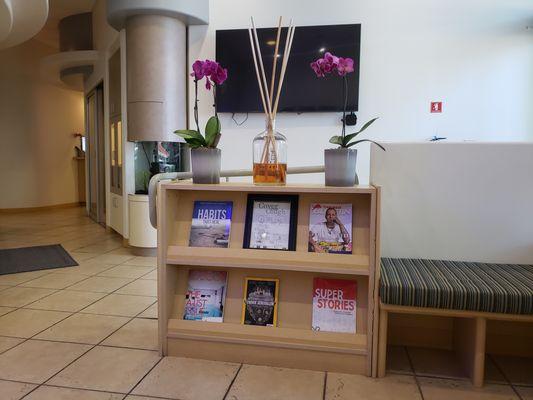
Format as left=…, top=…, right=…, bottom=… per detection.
left=167, top=319, right=367, bottom=355
left=166, top=246, right=370, bottom=275
left=160, top=181, right=376, bottom=194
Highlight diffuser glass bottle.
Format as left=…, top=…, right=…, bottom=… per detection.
left=253, top=118, right=287, bottom=185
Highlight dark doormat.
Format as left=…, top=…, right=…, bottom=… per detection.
left=0, top=244, right=78, bottom=275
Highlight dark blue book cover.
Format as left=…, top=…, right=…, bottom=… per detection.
left=189, top=201, right=233, bottom=248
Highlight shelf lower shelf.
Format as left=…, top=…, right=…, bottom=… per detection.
left=167, top=319, right=367, bottom=355
left=166, top=246, right=370, bottom=275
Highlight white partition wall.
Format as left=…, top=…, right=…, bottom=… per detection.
left=370, top=142, right=533, bottom=264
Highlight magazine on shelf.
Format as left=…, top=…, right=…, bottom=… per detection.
left=308, top=203, right=352, bottom=254
left=312, top=278, right=356, bottom=333
left=184, top=270, right=228, bottom=322
left=242, top=277, right=279, bottom=326
left=189, top=201, right=233, bottom=248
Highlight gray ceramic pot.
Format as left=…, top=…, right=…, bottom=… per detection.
left=190, top=147, right=221, bottom=184
left=324, top=148, right=359, bottom=187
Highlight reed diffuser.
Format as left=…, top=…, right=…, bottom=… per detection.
left=249, top=17, right=295, bottom=185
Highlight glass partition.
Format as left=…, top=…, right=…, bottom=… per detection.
left=134, top=142, right=187, bottom=194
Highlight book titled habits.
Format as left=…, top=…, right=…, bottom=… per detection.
left=312, top=278, right=356, bottom=333
left=184, top=270, right=228, bottom=322
left=189, top=201, right=233, bottom=248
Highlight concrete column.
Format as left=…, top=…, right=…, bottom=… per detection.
left=126, top=14, right=186, bottom=142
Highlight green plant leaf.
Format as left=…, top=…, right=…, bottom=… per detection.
left=174, top=129, right=203, bottom=140
left=345, top=139, right=386, bottom=151
left=329, top=136, right=344, bottom=146
left=205, top=116, right=221, bottom=148
left=343, top=117, right=379, bottom=146
left=184, top=137, right=207, bottom=149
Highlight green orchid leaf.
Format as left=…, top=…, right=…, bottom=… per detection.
left=211, top=133, right=221, bottom=148
left=329, top=135, right=344, bottom=146
left=343, top=117, right=379, bottom=145
left=174, top=129, right=203, bottom=140
left=346, top=139, right=386, bottom=151
left=184, top=137, right=207, bottom=149
left=205, top=116, right=221, bottom=148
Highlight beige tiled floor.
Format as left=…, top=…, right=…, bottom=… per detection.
left=0, top=207, right=531, bottom=399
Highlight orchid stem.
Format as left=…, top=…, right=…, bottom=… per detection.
left=194, top=79, right=200, bottom=134
left=342, top=75, right=347, bottom=140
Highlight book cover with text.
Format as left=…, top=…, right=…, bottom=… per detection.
left=308, top=203, right=352, bottom=254
left=242, top=277, right=279, bottom=326
left=189, top=201, right=233, bottom=248
left=312, top=278, right=356, bottom=333
left=184, top=270, right=228, bottom=322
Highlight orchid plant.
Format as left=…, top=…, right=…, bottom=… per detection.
left=174, top=60, right=228, bottom=149
left=311, top=52, right=384, bottom=150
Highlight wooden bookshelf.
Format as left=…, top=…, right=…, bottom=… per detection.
left=157, top=181, right=381, bottom=375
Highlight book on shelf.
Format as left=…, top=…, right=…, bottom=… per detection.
left=308, top=203, right=353, bottom=254
left=312, top=278, right=357, bottom=333
left=242, top=277, right=279, bottom=326
left=184, top=270, right=228, bottom=322
left=189, top=201, right=233, bottom=248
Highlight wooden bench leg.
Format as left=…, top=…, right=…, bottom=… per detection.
left=454, top=317, right=486, bottom=387
left=377, top=309, right=388, bottom=378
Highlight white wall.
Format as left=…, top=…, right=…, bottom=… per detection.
left=370, top=142, right=533, bottom=264
left=0, top=39, right=85, bottom=209
left=189, top=0, right=533, bottom=183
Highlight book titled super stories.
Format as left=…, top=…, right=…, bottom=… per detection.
left=189, top=201, right=233, bottom=248
left=312, top=278, right=357, bottom=333
left=184, top=270, right=228, bottom=322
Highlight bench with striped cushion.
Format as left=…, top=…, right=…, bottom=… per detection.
left=380, top=258, right=533, bottom=315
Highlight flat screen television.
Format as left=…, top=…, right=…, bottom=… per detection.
left=215, top=24, right=361, bottom=113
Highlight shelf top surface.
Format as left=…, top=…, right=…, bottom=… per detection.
left=160, top=181, right=376, bottom=194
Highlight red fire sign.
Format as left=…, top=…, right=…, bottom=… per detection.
left=431, top=102, right=442, bottom=113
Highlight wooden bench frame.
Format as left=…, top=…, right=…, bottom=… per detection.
left=377, top=302, right=533, bottom=387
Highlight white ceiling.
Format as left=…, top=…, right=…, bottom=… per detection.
left=34, top=0, right=95, bottom=49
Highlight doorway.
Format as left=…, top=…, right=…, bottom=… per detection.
left=86, top=83, right=106, bottom=225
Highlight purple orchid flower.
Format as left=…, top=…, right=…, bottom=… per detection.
left=190, top=59, right=228, bottom=90
left=310, top=52, right=354, bottom=78
left=337, top=57, right=354, bottom=76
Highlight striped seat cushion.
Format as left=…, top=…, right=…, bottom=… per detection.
left=380, top=258, right=533, bottom=314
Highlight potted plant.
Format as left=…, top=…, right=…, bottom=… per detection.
left=310, top=53, right=384, bottom=186
left=174, top=60, right=228, bottom=184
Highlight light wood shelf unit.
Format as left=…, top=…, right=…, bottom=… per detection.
left=158, top=181, right=380, bottom=375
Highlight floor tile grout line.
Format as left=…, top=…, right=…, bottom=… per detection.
left=0, top=268, right=156, bottom=355
left=125, top=356, right=165, bottom=398
left=488, top=353, right=525, bottom=399
left=404, top=346, right=426, bottom=400
left=222, top=363, right=243, bottom=400
left=322, top=371, right=328, bottom=400
left=0, top=307, right=75, bottom=356
left=18, top=381, right=131, bottom=399
left=21, top=312, right=139, bottom=398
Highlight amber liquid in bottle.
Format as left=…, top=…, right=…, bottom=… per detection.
left=253, top=163, right=287, bottom=185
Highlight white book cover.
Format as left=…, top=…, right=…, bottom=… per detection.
left=312, top=278, right=356, bottom=333
left=184, top=270, right=228, bottom=322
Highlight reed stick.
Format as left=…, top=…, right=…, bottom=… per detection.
left=269, top=16, right=283, bottom=103
left=247, top=28, right=269, bottom=118
left=272, top=21, right=295, bottom=121
left=248, top=17, right=296, bottom=170
left=251, top=17, right=273, bottom=119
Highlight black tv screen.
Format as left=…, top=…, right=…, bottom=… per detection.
left=215, top=24, right=361, bottom=113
